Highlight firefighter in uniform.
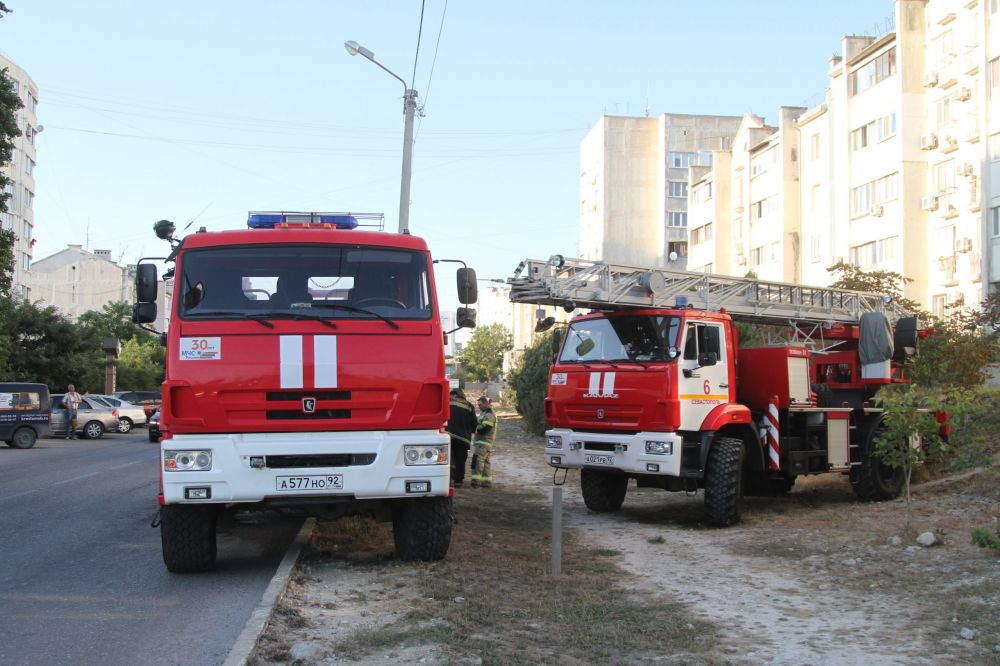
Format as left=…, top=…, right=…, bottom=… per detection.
left=446, top=389, right=477, bottom=487
left=470, top=396, right=497, bottom=488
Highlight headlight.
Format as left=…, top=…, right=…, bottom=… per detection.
left=403, top=444, right=448, bottom=465
left=546, top=435, right=563, bottom=449
left=645, top=441, right=672, bottom=455
left=164, top=450, right=213, bottom=472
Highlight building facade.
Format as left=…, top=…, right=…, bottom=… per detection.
left=27, top=245, right=137, bottom=321
left=0, top=52, right=40, bottom=300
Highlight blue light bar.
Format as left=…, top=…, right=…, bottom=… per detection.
left=246, top=212, right=359, bottom=230
left=675, top=296, right=688, bottom=307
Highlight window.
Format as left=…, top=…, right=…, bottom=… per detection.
left=691, top=223, right=713, bottom=245
left=668, top=181, right=688, bottom=198
left=850, top=47, right=896, bottom=95
left=810, top=134, right=820, bottom=161
left=24, top=188, right=32, bottom=210
left=993, top=0, right=999, bottom=14
left=669, top=152, right=695, bottom=168
left=751, top=245, right=764, bottom=267
left=934, top=160, right=956, bottom=193
left=851, top=122, right=873, bottom=151
left=991, top=206, right=1000, bottom=236
left=560, top=315, right=682, bottom=363
left=769, top=242, right=780, bottom=263
left=694, top=182, right=713, bottom=203
left=683, top=322, right=723, bottom=362
left=667, top=211, right=688, bottom=227
left=936, top=95, right=954, bottom=128
left=750, top=195, right=781, bottom=222
left=750, top=146, right=776, bottom=176
left=21, top=253, right=29, bottom=271
left=25, top=156, right=34, bottom=176
left=0, top=390, right=41, bottom=411
left=989, top=134, right=1000, bottom=161
left=876, top=113, right=896, bottom=141
left=810, top=234, right=822, bottom=262
left=932, top=295, right=947, bottom=318
left=990, top=57, right=1000, bottom=93
left=849, top=172, right=898, bottom=217
left=849, top=237, right=898, bottom=268
left=810, top=184, right=821, bottom=212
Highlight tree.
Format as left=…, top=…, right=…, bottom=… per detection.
left=78, top=301, right=151, bottom=343
left=457, top=323, right=513, bottom=381
left=115, top=337, right=166, bottom=390
left=827, top=261, right=922, bottom=314
left=508, top=332, right=556, bottom=435
left=0, top=2, right=23, bottom=217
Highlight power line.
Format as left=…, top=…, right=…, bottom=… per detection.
left=417, top=0, right=448, bottom=141
left=411, top=0, right=427, bottom=89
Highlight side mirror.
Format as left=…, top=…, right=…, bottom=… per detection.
left=136, top=264, right=158, bottom=303
left=575, top=338, right=595, bottom=357
left=698, top=351, right=718, bottom=367
left=132, top=302, right=157, bottom=324
left=551, top=328, right=563, bottom=356
left=457, top=267, right=478, bottom=305
left=535, top=316, right=556, bottom=333
left=457, top=307, right=477, bottom=329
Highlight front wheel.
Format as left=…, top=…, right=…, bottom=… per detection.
left=392, top=497, right=452, bottom=561
left=161, top=505, right=218, bottom=573
left=117, top=417, right=133, bottom=434
left=83, top=421, right=104, bottom=439
left=704, top=437, right=744, bottom=526
left=580, top=469, right=628, bottom=512
left=10, top=427, right=37, bottom=449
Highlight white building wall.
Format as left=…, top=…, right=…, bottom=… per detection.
left=26, top=246, right=136, bottom=321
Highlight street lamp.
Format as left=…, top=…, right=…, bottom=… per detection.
left=344, top=39, right=418, bottom=235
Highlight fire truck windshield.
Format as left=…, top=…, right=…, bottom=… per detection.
left=559, top=314, right=681, bottom=363
left=178, top=245, right=433, bottom=321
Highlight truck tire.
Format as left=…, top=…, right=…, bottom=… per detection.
left=148, top=429, right=159, bottom=443
left=392, top=496, right=452, bottom=561
left=704, top=437, right=744, bottom=526
left=850, top=418, right=904, bottom=501
left=580, top=469, right=628, bottom=512
left=161, top=505, right=218, bottom=573
left=10, top=427, right=37, bottom=449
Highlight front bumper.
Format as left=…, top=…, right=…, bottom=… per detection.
left=161, top=429, right=450, bottom=504
left=544, top=428, right=684, bottom=477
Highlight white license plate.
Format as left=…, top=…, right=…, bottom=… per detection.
left=585, top=454, right=614, bottom=465
left=275, top=474, right=343, bottom=491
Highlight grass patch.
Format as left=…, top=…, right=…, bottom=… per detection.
left=647, top=535, right=666, bottom=544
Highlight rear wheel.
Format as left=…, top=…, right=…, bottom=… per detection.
left=392, top=496, right=452, bottom=561
left=10, top=427, right=37, bottom=449
left=117, top=417, right=133, bottom=434
left=161, top=505, right=218, bottom=573
left=851, top=417, right=904, bottom=501
left=83, top=421, right=104, bottom=439
left=580, top=469, right=628, bottom=512
left=704, top=437, right=744, bottom=526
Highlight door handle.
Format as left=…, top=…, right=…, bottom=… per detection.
left=719, top=383, right=729, bottom=388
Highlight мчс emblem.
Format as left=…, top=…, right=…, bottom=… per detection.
left=302, top=397, right=317, bottom=413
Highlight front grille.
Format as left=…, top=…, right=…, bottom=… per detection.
left=266, top=453, right=376, bottom=469
left=266, top=409, right=351, bottom=420
left=266, top=391, right=350, bottom=401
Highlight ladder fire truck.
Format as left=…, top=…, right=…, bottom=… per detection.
left=508, top=256, right=922, bottom=525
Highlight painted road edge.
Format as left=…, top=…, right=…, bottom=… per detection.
left=223, top=517, right=316, bottom=666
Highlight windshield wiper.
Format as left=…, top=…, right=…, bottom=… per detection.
left=310, top=303, right=400, bottom=330
left=243, top=310, right=339, bottom=330
left=185, top=311, right=275, bottom=329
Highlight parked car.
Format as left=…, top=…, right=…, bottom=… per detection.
left=0, top=382, right=53, bottom=449
left=87, top=394, right=148, bottom=433
left=114, top=390, right=162, bottom=419
left=51, top=394, right=120, bottom=439
left=148, top=408, right=160, bottom=442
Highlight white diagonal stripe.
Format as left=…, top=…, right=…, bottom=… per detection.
left=602, top=371, right=616, bottom=396
left=280, top=335, right=303, bottom=389
left=314, top=335, right=338, bottom=388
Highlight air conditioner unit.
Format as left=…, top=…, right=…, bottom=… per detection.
left=921, top=196, right=939, bottom=211
left=955, top=237, right=973, bottom=253
left=957, top=162, right=974, bottom=177
left=920, top=133, right=938, bottom=150
left=925, top=71, right=939, bottom=87
left=956, top=86, right=972, bottom=102
left=869, top=205, right=884, bottom=217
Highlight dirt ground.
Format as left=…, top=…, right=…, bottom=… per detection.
left=252, top=412, right=1000, bottom=665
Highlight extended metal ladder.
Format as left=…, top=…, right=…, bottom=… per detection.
left=508, top=256, right=897, bottom=326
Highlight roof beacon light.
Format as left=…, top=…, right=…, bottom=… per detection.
left=247, top=212, right=360, bottom=230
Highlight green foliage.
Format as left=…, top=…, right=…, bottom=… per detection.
left=0, top=228, right=13, bottom=299
left=827, top=261, right=921, bottom=313
left=457, top=323, right=513, bottom=381
left=509, top=332, right=556, bottom=435
left=909, top=310, right=998, bottom=387
left=115, top=337, right=166, bottom=390
left=78, top=301, right=150, bottom=343
left=972, top=527, right=1000, bottom=554
left=0, top=300, right=104, bottom=391
left=0, top=58, right=23, bottom=216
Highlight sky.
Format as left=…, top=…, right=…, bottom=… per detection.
left=1, top=0, right=897, bottom=311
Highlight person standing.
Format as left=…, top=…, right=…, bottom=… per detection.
left=470, top=396, right=497, bottom=488
left=446, top=389, right=477, bottom=487
left=63, top=384, right=82, bottom=440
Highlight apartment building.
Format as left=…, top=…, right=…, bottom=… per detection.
left=0, top=52, right=40, bottom=300
left=579, top=114, right=742, bottom=269
left=27, top=245, right=137, bottom=321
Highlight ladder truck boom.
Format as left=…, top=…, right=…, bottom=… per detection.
left=508, top=256, right=900, bottom=326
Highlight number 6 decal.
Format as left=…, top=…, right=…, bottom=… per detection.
left=703, top=379, right=711, bottom=395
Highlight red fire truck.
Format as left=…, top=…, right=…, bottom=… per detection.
left=133, top=212, right=477, bottom=572
left=509, top=256, right=923, bottom=526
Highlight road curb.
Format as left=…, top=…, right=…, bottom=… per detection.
left=223, top=517, right=315, bottom=666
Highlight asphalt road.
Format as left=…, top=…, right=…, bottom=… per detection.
left=0, top=432, right=303, bottom=666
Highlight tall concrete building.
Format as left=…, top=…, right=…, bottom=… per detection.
left=579, top=114, right=743, bottom=269
left=0, top=52, right=40, bottom=300
left=27, top=245, right=137, bottom=321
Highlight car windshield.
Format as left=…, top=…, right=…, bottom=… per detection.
left=178, top=245, right=433, bottom=322
left=560, top=314, right=682, bottom=363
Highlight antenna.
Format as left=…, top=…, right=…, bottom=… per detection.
left=184, top=202, right=213, bottom=233
left=645, top=85, right=650, bottom=117
left=85, top=218, right=90, bottom=250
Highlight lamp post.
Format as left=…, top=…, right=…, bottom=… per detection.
left=345, top=40, right=417, bottom=235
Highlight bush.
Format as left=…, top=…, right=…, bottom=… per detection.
left=509, top=332, right=555, bottom=436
